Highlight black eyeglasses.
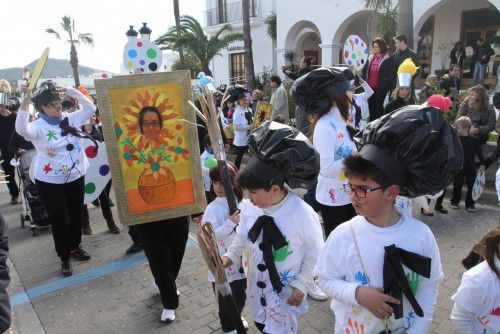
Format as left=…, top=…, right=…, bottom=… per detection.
left=344, top=183, right=384, bottom=198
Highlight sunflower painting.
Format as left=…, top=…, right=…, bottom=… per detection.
left=95, top=71, right=206, bottom=226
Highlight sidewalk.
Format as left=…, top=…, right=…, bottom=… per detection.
left=1, top=181, right=499, bottom=333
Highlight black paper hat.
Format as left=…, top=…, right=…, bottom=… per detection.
left=244, top=121, right=320, bottom=189
left=226, top=84, right=248, bottom=103
left=354, top=105, right=464, bottom=197
left=291, top=67, right=354, bottom=115
left=31, top=80, right=60, bottom=111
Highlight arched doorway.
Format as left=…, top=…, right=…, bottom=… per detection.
left=284, top=20, right=322, bottom=68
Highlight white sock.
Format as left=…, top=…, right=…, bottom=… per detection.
left=161, top=308, right=175, bottom=322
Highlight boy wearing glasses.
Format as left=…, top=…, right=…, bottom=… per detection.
left=314, top=105, right=463, bottom=333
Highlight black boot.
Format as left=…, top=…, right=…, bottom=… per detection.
left=102, top=206, right=120, bottom=234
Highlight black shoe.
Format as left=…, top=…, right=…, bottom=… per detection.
left=70, top=247, right=91, bottom=261
left=61, top=260, right=73, bottom=277
left=108, top=199, right=115, bottom=207
left=125, top=243, right=143, bottom=254
left=434, top=205, right=448, bottom=214
left=108, top=225, right=120, bottom=234
left=91, top=199, right=100, bottom=207
left=420, top=208, right=434, bottom=217
left=10, top=197, right=19, bottom=205
left=82, top=226, right=93, bottom=235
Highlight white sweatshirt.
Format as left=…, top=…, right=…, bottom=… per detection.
left=15, top=87, right=96, bottom=184
left=315, top=209, right=443, bottom=334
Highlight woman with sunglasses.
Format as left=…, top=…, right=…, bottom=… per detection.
left=16, top=81, right=96, bottom=277
left=384, top=85, right=412, bottom=115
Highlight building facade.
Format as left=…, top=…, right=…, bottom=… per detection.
left=204, top=0, right=500, bottom=86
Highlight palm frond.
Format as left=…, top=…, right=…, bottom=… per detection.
left=46, top=28, right=61, bottom=39
left=78, top=33, right=94, bottom=46
left=264, top=11, right=277, bottom=40
left=61, top=16, right=72, bottom=32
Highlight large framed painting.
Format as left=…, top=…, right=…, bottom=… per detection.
left=95, top=71, right=206, bottom=226
left=253, top=101, right=273, bottom=128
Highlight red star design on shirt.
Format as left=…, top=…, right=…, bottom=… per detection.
left=43, top=163, right=53, bottom=174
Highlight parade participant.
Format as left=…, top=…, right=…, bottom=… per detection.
left=471, top=38, right=495, bottom=86
left=80, top=113, right=120, bottom=234
left=283, top=56, right=312, bottom=133
left=202, top=162, right=248, bottom=334
left=418, top=74, right=437, bottom=104
left=292, top=67, right=357, bottom=238
left=456, top=85, right=496, bottom=144
left=439, top=64, right=461, bottom=100
left=16, top=80, right=95, bottom=276
left=349, top=76, right=373, bottom=130
left=222, top=122, right=324, bottom=334
left=0, top=79, right=20, bottom=204
left=200, top=134, right=215, bottom=204
left=450, top=117, right=485, bottom=213
left=384, top=58, right=418, bottom=114
left=0, top=213, right=10, bottom=333
left=362, top=37, right=394, bottom=121
left=129, top=216, right=189, bottom=322
left=316, top=105, right=463, bottom=333
left=449, top=41, right=466, bottom=70
left=227, top=85, right=251, bottom=169
left=451, top=227, right=500, bottom=334
left=269, top=76, right=289, bottom=124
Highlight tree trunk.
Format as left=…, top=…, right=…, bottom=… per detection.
left=70, top=43, right=80, bottom=87
left=173, top=0, right=185, bottom=70
left=242, top=0, right=256, bottom=91
left=203, top=65, right=213, bottom=77
left=397, top=0, right=414, bottom=49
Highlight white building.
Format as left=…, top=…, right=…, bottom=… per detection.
left=204, top=0, right=500, bottom=86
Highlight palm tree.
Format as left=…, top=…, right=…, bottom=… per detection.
left=155, top=15, right=243, bottom=77
left=264, top=11, right=277, bottom=73
left=242, top=0, right=256, bottom=90
left=363, top=0, right=411, bottom=47
left=173, top=0, right=185, bottom=70
left=46, top=16, right=94, bottom=87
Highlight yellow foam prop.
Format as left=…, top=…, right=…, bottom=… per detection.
left=397, top=58, right=419, bottom=75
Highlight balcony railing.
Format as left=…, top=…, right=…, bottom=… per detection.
left=205, top=0, right=261, bottom=27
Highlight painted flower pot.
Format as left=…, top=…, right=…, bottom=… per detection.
left=138, top=166, right=176, bottom=204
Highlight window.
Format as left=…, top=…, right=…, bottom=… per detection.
left=230, top=53, right=245, bottom=84
left=218, top=0, right=227, bottom=24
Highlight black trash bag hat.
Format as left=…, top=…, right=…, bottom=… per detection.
left=291, top=67, right=354, bottom=115
left=31, top=80, right=60, bottom=111
left=354, top=105, right=464, bottom=197
left=226, top=84, right=248, bottom=103
left=244, top=121, right=320, bottom=189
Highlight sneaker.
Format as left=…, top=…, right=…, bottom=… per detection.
left=10, top=197, right=19, bottom=205
left=466, top=206, right=476, bottom=213
left=61, top=260, right=73, bottom=277
left=241, top=316, right=249, bottom=330
left=434, top=205, right=448, bottom=214
left=70, top=247, right=91, bottom=261
left=160, top=308, right=175, bottom=322
left=125, top=243, right=143, bottom=254
left=450, top=203, right=459, bottom=209
left=307, top=281, right=327, bottom=301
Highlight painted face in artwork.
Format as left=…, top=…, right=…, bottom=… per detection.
left=140, top=110, right=162, bottom=141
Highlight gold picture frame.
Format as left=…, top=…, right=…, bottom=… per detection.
left=95, top=71, right=206, bottom=226
left=253, top=101, right=273, bottom=128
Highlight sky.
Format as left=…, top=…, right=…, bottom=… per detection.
left=0, top=0, right=205, bottom=74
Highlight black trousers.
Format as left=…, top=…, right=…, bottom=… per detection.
left=0, top=152, right=19, bottom=198
left=35, top=177, right=85, bottom=260
left=212, top=279, right=247, bottom=332
left=367, top=89, right=388, bottom=121
left=234, top=145, right=247, bottom=169
left=451, top=168, right=476, bottom=208
left=319, top=203, right=356, bottom=239
left=131, top=217, right=189, bottom=309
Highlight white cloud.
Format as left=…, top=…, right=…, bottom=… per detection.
left=0, top=0, right=205, bottom=74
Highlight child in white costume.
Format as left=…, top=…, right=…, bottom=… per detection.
left=202, top=161, right=247, bottom=334
left=222, top=121, right=324, bottom=334
left=316, top=105, right=464, bottom=333
left=451, top=227, right=500, bottom=334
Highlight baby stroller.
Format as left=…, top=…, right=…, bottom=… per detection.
left=15, top=149, right=50, bottom=236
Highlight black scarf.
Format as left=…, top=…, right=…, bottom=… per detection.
left=248, top=215, right=287, bottom=293
left=383, top=244, right=431, bottom=319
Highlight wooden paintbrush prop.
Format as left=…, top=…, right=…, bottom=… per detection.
left=197, top=222, right=246, bottom=334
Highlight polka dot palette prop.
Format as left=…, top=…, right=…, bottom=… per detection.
left=343, top=34, right=369, bottom=72
left=123, top=38, right=162, bottom=73
left=82, top=138, right=112, bottom=204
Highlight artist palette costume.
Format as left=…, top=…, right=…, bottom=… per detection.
left=315, top=105, right=464, bottom=333
left=224, top=122, right=323, bottom=334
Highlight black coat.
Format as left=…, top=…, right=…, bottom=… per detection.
left=449, top=48, right=465, bottom=69
left=439, top=75, right=461, bottom=98
left=390, top=48, right=420, bottom=90
left=283, top=67, right=311, bottom=81
left=361, top=54, right=395, bottom=93
left=0, top=214, right=10, bottom=333
left=384, top=98, right=408, bottom=115
left=472, top=44, right=495, bottom=65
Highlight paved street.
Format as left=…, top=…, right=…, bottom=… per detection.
left=1, top=180, right=499, bottom=334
